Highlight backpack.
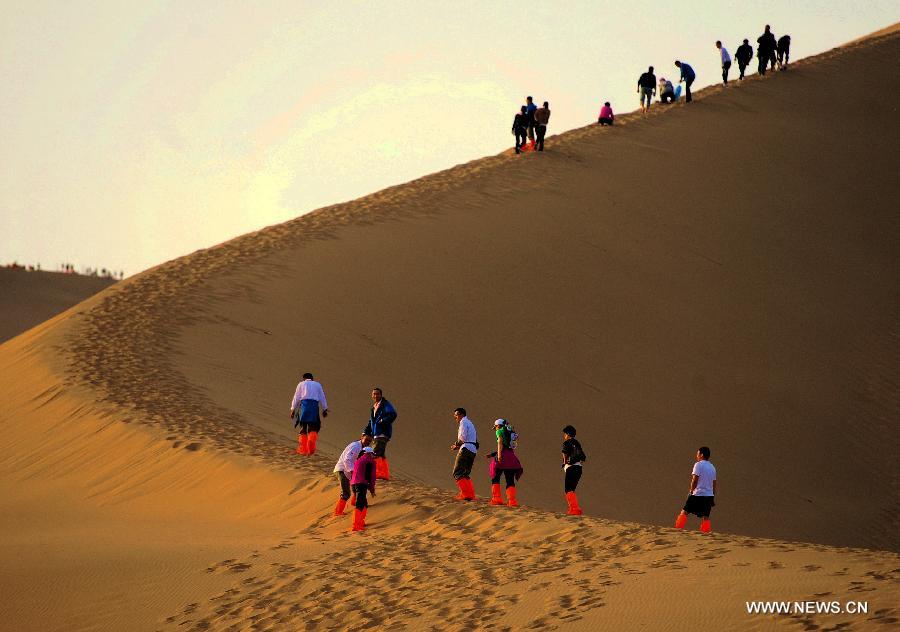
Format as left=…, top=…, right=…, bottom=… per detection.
left=502, top=424, right=519, bottom=450
left=572, top=440, right=587, bottom=463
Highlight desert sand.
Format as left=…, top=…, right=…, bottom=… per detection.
left=0, top=268, right=115, bottom=343
left=1, top=25, right=898, bottom=631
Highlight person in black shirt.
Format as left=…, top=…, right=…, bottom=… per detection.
left=637, top=66, right=657, bottom=113
left=777, top=34, right=791, bottom=69
left=561, top=425, right=586, bottom=515
left=757, top=25, right=777, bottom=75
left=735, top=39, right=753, bottom=80
left=512, top=106, right=528, bottom=154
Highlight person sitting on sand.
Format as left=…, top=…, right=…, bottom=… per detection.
left=675, top=60, right=696, bottom=103
left=450, top=408, right=477, bottom=501
left=362, top=387, right=397, bottom=480
left=674, top=446, right=717, bottom=533
left=561, top=425, right=586, bottom=515
left=512, top=106, right=529, bottom=154
left=290, top=372, right=329, bottom=456
left=487, top=419, right=523, bottom=507
left=533, top=101, right=551, bottom=152
left=333, top=433, right=373, bottom=516
left=597, top=102, right=615, bottom=125
left=735, top=39, right=753, bottom=80
left=637, top=66, right=657, bottom=113
left=349, top=446, right=377, bottom=531
left=658, top=78, right=676, bottom=103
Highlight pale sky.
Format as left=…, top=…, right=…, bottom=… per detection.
left=2, top=1, right=897, bottom=275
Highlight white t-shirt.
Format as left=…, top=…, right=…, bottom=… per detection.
left=291, top=378, right=328, bottom=411
left=334, top=440, right=362, bottom=474
left=720, top=47, right=731, bottom=64
left=457, top=417, right=478, bottom=455
left=691, top=460, right=716, bottom=496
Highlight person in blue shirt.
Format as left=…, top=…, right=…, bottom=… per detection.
left=675, top=60, right=696, bottom=103
left=524, top=96, right=538, bottom=146
left=362, top=387, right=398, bottom=480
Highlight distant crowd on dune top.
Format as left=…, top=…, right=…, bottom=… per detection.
left=512, top=23, right=791, bottom=153
left=290, top=374, right=717, bottom=534
left=2, top=261, right=124, bottom=280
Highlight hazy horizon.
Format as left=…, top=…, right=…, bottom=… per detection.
left=2, top=1, right=897, bottom=275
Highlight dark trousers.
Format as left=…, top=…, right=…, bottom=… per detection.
left=296, top=421, right=321, bottom=434
left=660, top=92, right=675, bottom=103
left=352, top=484, right=369, bottom=510
left=564, top=466, right=582, bottom=493
left=738, top=62, right=748, bottom=79
left=514, top=129, right=527, bottom=153
left=722, top=60, right=731, bottom=84
left=685, top=78, right=694, bottom=102
left=452, top=447, right=476, bottom=480
left=373, top=436, right=389, bottom=458
left=535, top=124, right=547, bottom=151
left=758, top=53, right=769, bottom=75
left=598, top=117, right=614, bottom=125
left=491, top=469, right=517, bottom=488
left=336, top=471, right=352, bottom=500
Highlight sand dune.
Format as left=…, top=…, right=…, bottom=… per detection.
left=0, top=268, right=115, bottom=343
left=1, top=24, right=899, bottom=632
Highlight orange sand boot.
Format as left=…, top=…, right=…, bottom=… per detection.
left=349, top=494, right=356, bottom=507
left=462, top=478, right=476, bottom=501
left=454, top=479, right=467, bottom=500
left=333, top=498, right=347, bottom=516
left=361, top=507, right=368, bottom=526
left=675, top=512, right=687, bottom=529
left=700, top=518, right=711, bottom=533
left=376, top=457, right=391, bottom=480
left=296, top=434, right=309, bottom=455
left=307, top=431, right=318, bottom=455
left=490, top=483, right=504, bottom=505
left=506, top=486, right=519, bottom=507
left=351, top=508, right=365, bottom=532
left=566, top=491, right=583, bottom=516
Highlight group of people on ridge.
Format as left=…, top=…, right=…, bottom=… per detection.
left=514, top=24, right=792, bottom=153
left=512, top=96, right=551, bottom=153
left=290, top=373, right=718, bottom=533
left=634, top=25, right=792, bottom=114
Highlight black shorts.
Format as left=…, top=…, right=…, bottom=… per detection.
left=297, top=421, right=321, bottom=434
left=683, top=495, right=715, bottom=517
left=564, top=465, right=582, bottom=492
left=373, top=436, right=389, bottom=458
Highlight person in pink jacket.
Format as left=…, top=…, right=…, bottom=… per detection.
left=598, top=102, right=614, bottom=126
left=349, top=446, right=377, bottom=531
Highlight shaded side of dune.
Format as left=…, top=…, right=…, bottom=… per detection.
left=0, top=269, right=115, bottom=343
left=64, top=29, right=900, bottom=551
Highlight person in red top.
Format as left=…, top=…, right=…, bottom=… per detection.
left=598, top=102, right=614, bottom=126
left=349, top=446, right=377, bottom=531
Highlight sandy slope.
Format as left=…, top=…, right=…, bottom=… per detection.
left=1, top=25, right=899, bottom=632
left=0, top=269, right=115, bottom=343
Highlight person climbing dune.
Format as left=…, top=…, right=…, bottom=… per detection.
left=290, top=372, right=329, bottom=456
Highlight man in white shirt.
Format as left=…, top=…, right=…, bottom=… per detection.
left=716, top=40, right=732, bottom=85
left=332, top=433, right=372, bottom=516
left=675, top=446, right=717, bottom=532
left=450, top=407, right=478, bottom=501
left=290, top=372, right=329, bottom=456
